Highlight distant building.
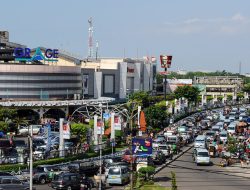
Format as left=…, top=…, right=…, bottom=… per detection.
left=0, top=31, right=155, bottom=101
left=165, top=79, right=192, bottom=93
left=193, top=76, right=243, bottom=96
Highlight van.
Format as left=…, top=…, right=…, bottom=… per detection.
left=194, top=135, right=207, bottom=149
left=193, top=148, right=210, bottom=165
left=106, top=166, right=130, bottom=185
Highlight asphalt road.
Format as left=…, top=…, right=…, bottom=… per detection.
left=154, top=147, right=250, bottom=190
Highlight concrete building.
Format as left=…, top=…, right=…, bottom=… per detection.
left=193, top=76, right=243, bottom=96
left=0, top=31, right=155, bottom=101
left=81, top=58, right=155, bottom=99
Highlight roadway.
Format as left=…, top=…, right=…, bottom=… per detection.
left=154, top=147, right=250, bottom=190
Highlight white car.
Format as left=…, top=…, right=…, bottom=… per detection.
left=193, top=148, right=210, bottom=165
left=18, top=125, right=41, bottom=136
left=219, top=131, right=228, bottom=143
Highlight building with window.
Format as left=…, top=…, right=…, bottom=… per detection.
left=0, top=31, right=155, bottom=101
left=193, top=76, right=244, bottom=96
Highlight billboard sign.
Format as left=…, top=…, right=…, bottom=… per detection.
left=114, top=115, right=121, bottom=130
left=132, top=137, right=152, bottom=156
left=63, top=122, right=70, bottom=139
left=14, top=47, right=58, bottom=62
left=160, top=55, right=172, bottom=68
left=97, top=119, right=104, bottom=135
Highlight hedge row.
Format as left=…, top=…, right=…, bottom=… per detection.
left=0, top=147, right=112, bottom=172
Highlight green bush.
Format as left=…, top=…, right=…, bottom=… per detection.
left=0, top=148, right=112, bottom=172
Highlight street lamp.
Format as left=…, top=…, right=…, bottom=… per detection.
left=98, top=103, right=103, bottom=190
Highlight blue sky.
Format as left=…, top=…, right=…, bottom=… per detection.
left=1, top=0, right=250, bottom=73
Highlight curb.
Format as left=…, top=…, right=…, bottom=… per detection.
left=155, top=144, right=194, bottom=174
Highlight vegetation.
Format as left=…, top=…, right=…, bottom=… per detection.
left=242, top=83, right=250, bottom=93
left=0, top=147, right=113, bottom=172
left=145, top=105, right=169, bottom=129
left=171, top=171, right=177, bottom=190
left=0, top=107, right=17, bottom=133
left=70, top=122, right=90, bottom=142
left=138, top=166, right=156, bottom=181
left=174, top=85, right=200, bottom=106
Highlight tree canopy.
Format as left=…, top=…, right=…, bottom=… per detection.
left=174, top=85, right=200, bottom=104
left=243, top=83, right=250, bottom=93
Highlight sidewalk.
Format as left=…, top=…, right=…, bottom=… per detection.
left=212, top=157, right=250, bottom=178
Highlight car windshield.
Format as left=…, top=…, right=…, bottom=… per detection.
left=195, top=139, right=204, bottom=142
left=206, top=133, right=214, bottom=136
left=108, top=168, right=120, bottom=175
left=228, top=127, right=235, bottom=130
left=159, top=146, right=168, bottom=150
left=220, top=134, right=227, bottom=137
left=198, top=152, right=209, bottom=157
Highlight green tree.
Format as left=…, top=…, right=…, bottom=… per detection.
left=128, top=91, right=150, bottom=108
left=70, top=122, right=90, bottom=142
left=243, top=83, right=250, bottom=93
left=138, top=166, right=155, bottom=182
left=227, top=94, right=233, bottom=101
left=174, top=85, right=200, bottom=106
left=145, top=105, right=168, bottom=129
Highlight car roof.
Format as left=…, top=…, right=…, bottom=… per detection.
left=196, top=148, right=208, bottom=152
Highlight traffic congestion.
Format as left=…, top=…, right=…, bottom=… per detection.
left=0, top=104, right=248, bottom=190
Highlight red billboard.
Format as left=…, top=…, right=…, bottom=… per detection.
left=160, top=55, right=172, bottom=68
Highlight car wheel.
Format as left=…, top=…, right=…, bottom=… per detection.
left=67, top=186, right=72, bottom=190
left=39, top=176, right=46, bottom=184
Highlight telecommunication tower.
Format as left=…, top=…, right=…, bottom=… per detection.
left=88, top=17, right=93, bottom=58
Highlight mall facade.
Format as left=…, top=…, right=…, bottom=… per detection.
left=0, top=31, right=155, bottom=101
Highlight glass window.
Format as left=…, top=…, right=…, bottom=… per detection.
left=1, top=178, right=11, bottom=184
left=12, top=179, right=21, bottom=184
left=198, top=152, right=209, bottom=157
left=104, top=75, right=114, bottom=94
left=108, top=168, right=121, bottom=175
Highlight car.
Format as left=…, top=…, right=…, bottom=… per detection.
left=18, top=125, right=41, bottom=136
left=33, top=165, right=52, bottom=184
left=204, top=131, right=216, bottom=142
left=227, top=124, right=236, bottom=135
left=219, top=131, right=228, bottom=143
left=0, top=176, right=31, bottom=190
left=151, top=150, right=166, bottom=165
left=194, top=135, right=207, bottom=149
left=50, top=172, right=82, bottom=190
left=158, top=144, right=172, bottom=157
left=106, top=166, right=130, bottom=185
left=152, top=138, right=166, bottom=148
left=193, top=148, right=210, bottom=165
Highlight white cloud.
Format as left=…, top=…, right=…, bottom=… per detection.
left=163, top=13, right=250, bottom=35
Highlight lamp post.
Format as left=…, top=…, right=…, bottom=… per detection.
left=29, top=125, right=33, bottom=190
left=98, top=103, right=103, bottom=190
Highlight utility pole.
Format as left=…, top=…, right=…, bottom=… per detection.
left=99, top=103, right=103, bottom=190
left=29, top=125, right=33, bottom=190
left=164, top=67, right=167, bottom=101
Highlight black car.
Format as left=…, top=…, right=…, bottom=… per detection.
left=51, top=172, right=81, bottom=190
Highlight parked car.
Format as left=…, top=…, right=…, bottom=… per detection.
left=0, top=176, right=31, bottom=190
left=18, top=125, right=41, bottom=136
left=33, top=165, right=52, bottom=184
left=50, top=172, right=81, bottom=190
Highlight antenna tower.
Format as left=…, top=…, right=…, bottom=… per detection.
left=88, top=17, right=93, bottom=58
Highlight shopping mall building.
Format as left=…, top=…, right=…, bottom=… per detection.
left=0, top=31, right=156, bottom=101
